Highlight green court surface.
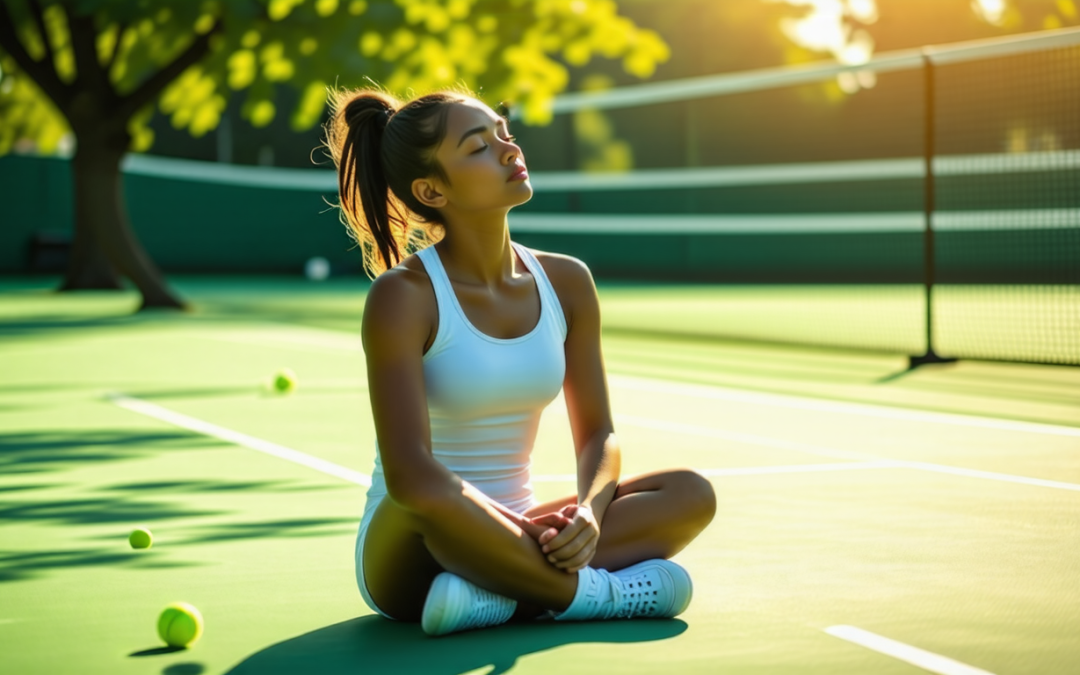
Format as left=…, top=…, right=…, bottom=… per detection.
left=1, top=277, right=1078, bottom=675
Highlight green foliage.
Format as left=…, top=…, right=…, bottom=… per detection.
left=0, top=0, right=671, bottom=155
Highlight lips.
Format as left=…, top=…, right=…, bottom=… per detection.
left=507, top=165, right=529, bottom=182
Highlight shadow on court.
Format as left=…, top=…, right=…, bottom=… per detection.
left=224, top=615, right=687, bottom=675
left=0, top=429, right=216, bottom=474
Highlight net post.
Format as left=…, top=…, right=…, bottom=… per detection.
left=909, top=49, right=957, bottom=370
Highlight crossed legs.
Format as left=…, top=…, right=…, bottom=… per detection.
left=360, top=469, right=717, bottom=621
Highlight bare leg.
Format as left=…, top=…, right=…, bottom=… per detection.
left=362, top=469, right=715, bottom=621
left=362, top=481, right=577, bottom=621
left=587, top=468, right=717, bottom=571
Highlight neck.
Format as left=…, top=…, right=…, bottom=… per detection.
left=436, top=209, right=518, bottom=286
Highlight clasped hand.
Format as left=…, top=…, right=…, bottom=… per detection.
left=527, top=504, right=599, bottom=574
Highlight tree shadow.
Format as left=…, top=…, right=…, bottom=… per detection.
left=121, top=386, right=270, bottom=401
left=0, top=475, right=353, bottom=583
left=164, top=516, right=358, bottom=546
left=99, top=479, right=341, bottom=494
left=224, top=615, right=687, bottom=675
left=0, top=547, right=209, bottom=583
left=0, top=494, right=223, bottom=527
left=0, top=314, right=160, bottom=337
left=0, top=429, right=216, bottom=475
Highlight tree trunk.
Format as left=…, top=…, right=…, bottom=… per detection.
left=63, top=129, right=188, bottom=311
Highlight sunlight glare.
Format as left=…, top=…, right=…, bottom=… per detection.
left=773, top=0, right=879, bottom=91
left=972, top=0, right=1008, bottom=26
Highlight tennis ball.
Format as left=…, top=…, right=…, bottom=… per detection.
left=273, top=368, right=297, bottom=394
left=158, top=602, right=204, bottom=648
left=305, top=256, right=330, bottom=281
left=129, top=527, right=153, bottom=549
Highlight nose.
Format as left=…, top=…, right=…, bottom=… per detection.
left=502, top=140, right=520, bottom=165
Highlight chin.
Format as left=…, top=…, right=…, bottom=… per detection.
left=510, top=183, right=534, bottom=206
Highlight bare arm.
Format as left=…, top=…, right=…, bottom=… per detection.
left=535, top=254, right=621, bottom=572
left=363, top=267, right=460, bottom=509
left=363, top=266, right=557, bottom=540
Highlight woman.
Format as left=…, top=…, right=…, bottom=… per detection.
left=325, top=86, right=716, bottom=636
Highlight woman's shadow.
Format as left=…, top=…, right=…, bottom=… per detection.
left=224, top=615, right=687, bottom=675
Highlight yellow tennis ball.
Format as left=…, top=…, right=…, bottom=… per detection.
left=273, top=368, right=297, bottom=394
left=158, top=602, right=203, bottom=648
left=129, top=527, right=153, bottom=549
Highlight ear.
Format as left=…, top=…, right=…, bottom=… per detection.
left=411, top=177, right=447, bottom=209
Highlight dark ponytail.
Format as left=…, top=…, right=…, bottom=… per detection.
left=325, top=85, right=470, bottom=276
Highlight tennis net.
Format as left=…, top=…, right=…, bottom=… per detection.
left=509, top=27, right=1080, bottom=365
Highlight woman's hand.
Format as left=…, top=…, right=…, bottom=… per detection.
left=536, top=504, right=600, bottom=574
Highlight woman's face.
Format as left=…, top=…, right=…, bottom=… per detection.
left=424, top=100, right=532, bottom=216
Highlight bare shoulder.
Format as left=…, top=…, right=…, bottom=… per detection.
left=529, top=248, right=596, bottom=297
left=526, top=248, right=599, bottom=331
left=361, top=255, right=435, bottom=350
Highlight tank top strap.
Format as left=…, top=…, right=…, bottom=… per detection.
left=512, top=242, right=568, bottom=340
left=415, top=245, right=455, bottom=308
left=415, top=245, right=459, bottom=355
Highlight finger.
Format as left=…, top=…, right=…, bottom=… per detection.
left=531, top=513, right=570, bottom=529
left=555, top=543, right=597, bottom=571
left=546, top=527, right=596, bottom=562
left=538, top=527, right=559, bottom=546
left=520, top=520, right=549, bottom=542
left=542, top=519, right=585, bottom=553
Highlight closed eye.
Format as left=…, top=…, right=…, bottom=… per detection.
left=470, top=135, right=517, bottom=155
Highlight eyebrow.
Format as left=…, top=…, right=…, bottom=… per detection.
left=456, top=118, right=508, bottom=148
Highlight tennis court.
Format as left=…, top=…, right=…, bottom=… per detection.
left=1, top=276, right=1078, bottom=675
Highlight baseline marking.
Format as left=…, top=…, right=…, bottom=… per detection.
left=617, top=414, right=1080, bottom=492
left=825, top=625, right=997, bottom=675
left=108, top=393, right=372, bottom=487
left=611, top=374, right=1080, bottom=439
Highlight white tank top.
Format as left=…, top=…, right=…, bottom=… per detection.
left=364, top=241, right=568, bottom=514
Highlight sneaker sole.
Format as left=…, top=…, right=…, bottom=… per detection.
left=421, top=572, right=463, bottom=636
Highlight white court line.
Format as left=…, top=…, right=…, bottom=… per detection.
left=826, top=625, right=997, bottom=675
left=698, top=461, right=899, bottom=477
left=195, top=325, right=1080, bottom=440
left=617, top=414, right=1080, bottom=492
left=610, top=374, right=1080, bottom=439
left=533, top=461, right=897, bottom=483
left=616, top=414, right=875, bottom=462
left=107, top=393, right=371, bottom=487
left=107, top=394, right=902, bottom=490
left=897, top=461, right=1080, bottom=492
left=109, top=386, right=1080, bottom=494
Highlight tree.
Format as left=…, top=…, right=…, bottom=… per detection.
left=0, top=0, right=669, bottom=309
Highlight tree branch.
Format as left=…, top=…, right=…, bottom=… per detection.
left=116, top=18, right=222, bottom=121
left=26, top=0, right=55, bottom=71
left=0, top=1, right=70, bottom=110
left=64, top=5, right=112, bottom=97
left=105, top=21, right=127, bottom=72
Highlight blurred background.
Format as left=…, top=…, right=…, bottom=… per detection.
left=1, top=0, right=1077, bottom=364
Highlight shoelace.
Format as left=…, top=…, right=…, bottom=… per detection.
left=460, top=585, right=514, bottom=631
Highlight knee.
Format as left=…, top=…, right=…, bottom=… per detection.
left=669, top=469, right=717, bottom=527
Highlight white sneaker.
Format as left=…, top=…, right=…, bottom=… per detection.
left=421, top=572, right=517, bottom=636
left=610, top=559, right=693, bottom=618
left=555, top=559, right=693, bottom=622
